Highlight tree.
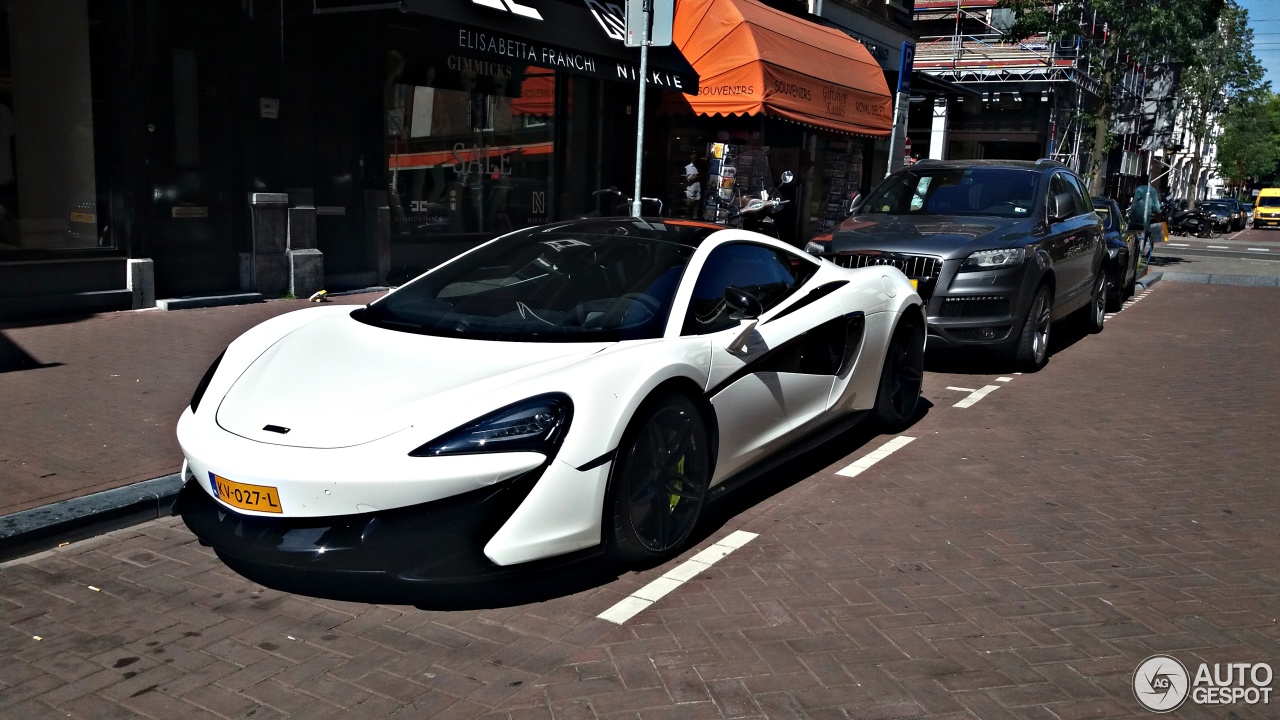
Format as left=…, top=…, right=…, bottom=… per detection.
left=1215, top=93, right=1280, bottom=190
left=1178, top=1, right=1266, bottom=206
left=999, top=0, right=1224, bottom=194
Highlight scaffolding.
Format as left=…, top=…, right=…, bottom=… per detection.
left=912, top=0, right=1101, bottom=171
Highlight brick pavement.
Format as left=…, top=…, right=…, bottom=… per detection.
left=0, top=294, right=381, bottom=514
left=1, top=282, right=1278, bottom=718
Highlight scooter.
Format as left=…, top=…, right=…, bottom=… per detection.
left=714, top=171, right=796, bottom=239
left=1167, top=206, right=1218, bottom=238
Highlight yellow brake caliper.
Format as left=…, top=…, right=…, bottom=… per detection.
left=670, top=455, right=685, bottom=511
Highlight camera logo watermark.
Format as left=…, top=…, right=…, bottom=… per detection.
left=1133, top=655, right=1189, bottom=712
left=1133, top=655, right=1273, bottom=712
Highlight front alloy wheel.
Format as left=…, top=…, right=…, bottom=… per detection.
left=873, top=320, right=924, bottom=432
left=1014, top=285, right=1052, bottom=371
left=609, top=393, right=709, bottom=564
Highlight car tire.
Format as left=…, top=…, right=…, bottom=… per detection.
left=872, top=316, right=925, bottom=433
left=1012, top=284, right=1052, bottom=372
left=608, top=392, right=710, bottom=565
left=1106, top=271, right=1123, bottom=312
left=1080, top=269, right=1106, bottom=334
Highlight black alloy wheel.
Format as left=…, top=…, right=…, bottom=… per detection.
left=873, top=319, right=924, bottom=432
left=1014, top=285, right=1052, bottom=371
left=609, top=393, right=710, bottom=564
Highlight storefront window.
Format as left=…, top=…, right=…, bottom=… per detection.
left=0, top=0, right=102, bottom=252
left=808, top=138, right=865, bottom=237
left=387, top=67, right=555, bottom=246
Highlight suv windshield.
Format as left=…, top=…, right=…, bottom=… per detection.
left=1260, top=196, right=1280, bottom=207
left=358, top=227, right=703, bottom=342
left=860, top=167, right=1039, bottom=218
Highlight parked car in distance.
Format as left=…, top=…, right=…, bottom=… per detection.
left=1092, top=196, right=1138, bottom=310
left=1253, top=188, right=1280, bottom=228
left=804, top=159, right=1106, bottom=371
left=1243, top=202, right=1254, bottom=222
left=1201, top=198, right=1246, bottom=232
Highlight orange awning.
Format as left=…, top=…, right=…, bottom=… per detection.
left=668, top=0, right=893, bottom=137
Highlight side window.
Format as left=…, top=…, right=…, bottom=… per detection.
left=1048, top=173, right=1080, bottom=220
left=683, top=243, right=814, bottom=335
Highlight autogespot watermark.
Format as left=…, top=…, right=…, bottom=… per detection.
left=1133, top=654, right=1273, bottom=713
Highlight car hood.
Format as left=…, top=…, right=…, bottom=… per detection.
left=215, top=311, right=608, bottom=448
left=829, top=214, right=1034, bottom=257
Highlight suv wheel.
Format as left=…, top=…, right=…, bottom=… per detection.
left=1013, top=285, right=1052, bottom=371
left=1080, top=270, right=1106, bottom=334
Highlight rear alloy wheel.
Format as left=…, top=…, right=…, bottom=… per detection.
left=1081, top=269, right=1106, bottom=334
left=872, top=319, right=924, bottom=432
left=1013, top=285, right=1052, bottom=371
left=609, top=393, right=709, bottom=565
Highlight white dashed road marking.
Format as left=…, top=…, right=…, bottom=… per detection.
left=1207, top=245, right=1229, bottom=249
left=1247, top=247, right=1270, bottom=252
left=995, top=376, right=1013, bottom=383
left=597, top=530, right=758, bottom=624
left=1167, top=242, right=1190, bottom=247
left=835, top=435, right=916, bottom=478
left=945, top=386, right=976, bottom=392
left=954, top=385, right=1000, bottom=408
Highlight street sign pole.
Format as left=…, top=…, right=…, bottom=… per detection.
left=631, top=1, right=651, bottom=218
left=886, top=41, right=916, bottom=177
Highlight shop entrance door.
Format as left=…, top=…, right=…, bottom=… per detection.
left=146, top=3, right=238, bottom=297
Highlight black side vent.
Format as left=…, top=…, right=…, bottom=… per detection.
left=263, top=425, right=291, bottom=434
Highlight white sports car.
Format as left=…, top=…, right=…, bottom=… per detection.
left=176, top=218, right=924, bottom=584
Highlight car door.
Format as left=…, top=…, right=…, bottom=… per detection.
left=1044, top=172, right=1093, bottom=311
left=682, top=242, right=844, bottom=483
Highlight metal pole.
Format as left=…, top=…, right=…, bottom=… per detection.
left=631, top=2, right=651, bottom=218
left=885, top=91, right=904, bottom=177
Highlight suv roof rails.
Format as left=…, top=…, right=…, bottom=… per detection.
left=1035, top=158, right=1066, bottom=168
left=913, top=158, right=942, bottom=165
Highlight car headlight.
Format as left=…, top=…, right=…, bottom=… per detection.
left=409, top=393, right=572, bottom=457
left=189, top=350, right=225, bottom=414
left=960, top=247, right=1025, bottom=271
left=804, top=233, right=833, bottom=256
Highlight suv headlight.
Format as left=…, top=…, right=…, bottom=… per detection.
left=409, top=393, right=572, bottom=457
left=960, top=247, right=1025, bottom=271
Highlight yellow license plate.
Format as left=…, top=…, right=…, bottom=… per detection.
left=209, top=474, right=283, bottom=513
left=910, top=279, right=919, bottom=289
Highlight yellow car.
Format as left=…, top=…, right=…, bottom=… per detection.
left=1253, top=188, right=1280, bottom=229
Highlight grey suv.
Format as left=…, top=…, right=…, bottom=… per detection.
left=805, top=159, right=1106, bottom=370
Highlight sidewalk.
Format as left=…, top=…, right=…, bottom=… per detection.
left=0, top=293, right=385, bottom=521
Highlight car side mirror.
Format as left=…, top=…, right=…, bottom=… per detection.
left=724, top=286, right=763, bottom=319
left=1048, top=192, right=1073, bottom=223
left=779, top=170, right=795, bottom=186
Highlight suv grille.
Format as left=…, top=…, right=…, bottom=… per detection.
left=827, top=252, right=942, bottom=280
left=941, top=296, right=1011, bottom=318
left=826, top=252, right=943, bottom=300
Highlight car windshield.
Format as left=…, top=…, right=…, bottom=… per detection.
left=357, top=224, right=704, bottom=342
left=1259, top=197, right=1280, bottom=207
left=1202, top=201, right=1231, bottom=212
left=859, top=167, right=1039, bottom=218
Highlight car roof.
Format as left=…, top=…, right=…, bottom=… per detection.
left=909, top=158, right=1060, bottom=171
left=522, top=217, right=724, bottom=247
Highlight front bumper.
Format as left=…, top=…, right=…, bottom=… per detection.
left=175, top=459, right=596, bottom=583
left=923, top=264, right=1028, bottom=348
